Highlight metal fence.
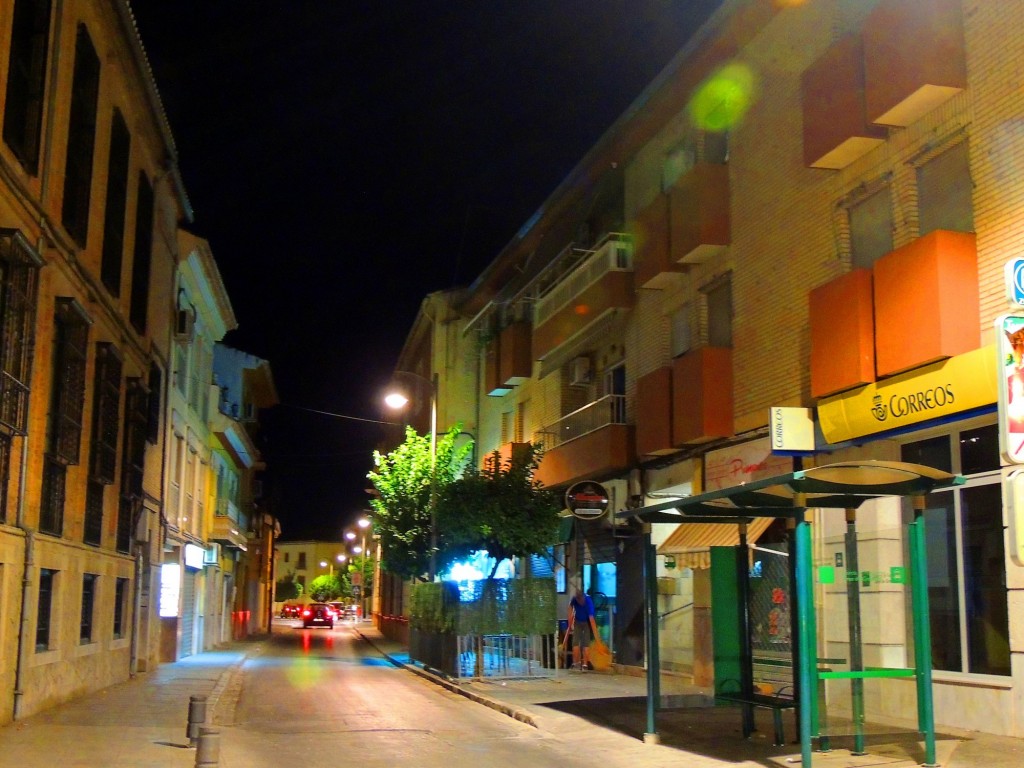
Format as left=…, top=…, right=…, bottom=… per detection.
left=534, top=394, right=627, bottom=451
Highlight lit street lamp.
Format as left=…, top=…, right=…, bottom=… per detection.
left=384, top=371, right=438, bottom=580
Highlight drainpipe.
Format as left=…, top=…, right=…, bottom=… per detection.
left=13, top=435, right=33, bottom=720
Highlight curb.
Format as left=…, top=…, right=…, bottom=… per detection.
left=353, top=629, right=538, bottom=728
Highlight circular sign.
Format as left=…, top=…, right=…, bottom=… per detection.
left=565, top=481, right=610, bottom=520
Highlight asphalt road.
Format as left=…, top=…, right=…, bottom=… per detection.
left=214, top=620, right=581, bottom=768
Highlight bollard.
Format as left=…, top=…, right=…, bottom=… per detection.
left=186, top=694, right=208, bottom=745
left=194, top=727, right=220, bottom=767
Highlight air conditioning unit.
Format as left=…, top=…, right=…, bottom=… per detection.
left=175, top=309, right=195, bottom=340
left=569, top=356, right=592, bottom=386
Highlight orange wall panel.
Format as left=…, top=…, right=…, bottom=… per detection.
left=636, top=366, right=673, bottom=456
left=809, top=269, right=876, bottom=398
left=634, top=193, right=677, bottom=288
left=874, top=230, right=979, bottom=377
left=669, top=164, right=730, bottom=263
left=532, top=271, right=635, bottom=359
left=672, top=347, right=733, bottom=445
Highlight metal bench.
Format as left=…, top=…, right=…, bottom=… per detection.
left=715, top=682, right=796, bottom=746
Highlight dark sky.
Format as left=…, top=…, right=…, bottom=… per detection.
left=130, top=1, right=722, bottom=541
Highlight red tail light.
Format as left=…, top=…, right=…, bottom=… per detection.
left=302, top=609, right=311, bottom=617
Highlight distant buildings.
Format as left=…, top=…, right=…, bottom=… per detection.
left=0, top=1, right=277, bottom=723
left=386, top=0, right=1024, bottom=739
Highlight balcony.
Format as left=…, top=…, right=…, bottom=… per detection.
left=672, top=347, right=733, bottom=445
left=873, top=230, right=978, bottom=377
left=533, top=395, right=635, bottom=488
left=532, top=234, right=634, bottom=360
left=802, top=34, right=886, bottom=169
left=636, top=366, right=674, bottom=457
left=483, top=336, right=512, bottom=397
left=498, top=320, right=532, bottom=386
left=633, top=194, right=680, bottom=289
left=211, top=499, right=249, bottom=550
left=669, top=163, right=729, bottom=265
left=809, top=269, right=876, bottom=398
left=483, top=441, right=531, bottom=471
left=863, top=0, right=966, bottom=127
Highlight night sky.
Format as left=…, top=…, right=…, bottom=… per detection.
left=129, top=1, right=723, bottom=540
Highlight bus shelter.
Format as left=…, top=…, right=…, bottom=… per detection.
left=619, top=460, right=964, bottom=767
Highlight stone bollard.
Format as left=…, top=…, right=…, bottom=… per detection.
left=194, top=727, right=220, bottom=767
left=186, top=694, right=208, bottom=745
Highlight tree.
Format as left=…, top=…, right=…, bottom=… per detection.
left=307, top=573, right=343, bottom=602
left=437, top=443, right=560, bottom=578
left=274, top=573, right=302, bottom=602
left=367, top=425, right=473, bottom=580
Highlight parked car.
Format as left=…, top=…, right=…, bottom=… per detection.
left=280, top=603, right=301, bottom=619
left=329, top=602, right=347, bottom=621
left=301, top=603, right=334, bottom=629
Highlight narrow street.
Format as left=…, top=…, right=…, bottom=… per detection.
left=214, top=620, right=588, bottom=768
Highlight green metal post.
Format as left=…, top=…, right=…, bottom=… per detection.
left=643, top=529, right=659, bottom=741
left=908, top=517, right=925, bottom=729
left=737, top=523, right=755, bottom=737
left=844, top=510, right=866, bottom=755
left=909, top=497, right=937, bottom=767
left=795, top=514, right=817, bottom=768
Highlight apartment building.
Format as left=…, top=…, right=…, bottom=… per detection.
left=0, top=0, right=277, bottom=721
left=398, top=0, right=1024, bottom=738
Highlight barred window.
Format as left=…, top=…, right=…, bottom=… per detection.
left=0, top=230, right=43, bottom=435
left=113, top=577, right=128, bottom=638
left=61, top=24, right=101, bottom=247
left=90, top=343, right=122, bottom=484
left=35, top=568, right=55, bottom=651
left=83, top=479, right=104, bottom=546
left=0, top=435, right=11, bottom=523
left=117, top=378, right=148, bottom=553
left=2, top=0, right=52, bottom=174
left=39, top=457, right=66, bottom=536
left=80, top=573, right=96, bottom=643
left=48, top=299, right=90, bottom=463
left=100, top=110, right=131, bottom=296
left=128, top=173, right=154, bottom=334
left=147, top=363, right=162, bottom=444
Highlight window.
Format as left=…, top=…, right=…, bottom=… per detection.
left=662, top=138, right=695, bottom=191
left=284, top=552, right=290, bottom=564
left=917, top=142, right=973, bottom=236
left=297, top=552, right=307, bottom=570
left=61, top=25, right=101, bottom=247
left=849, top=186, right=893, bottom=269
left=3, top=0, right=52, bottom=174
left=36, top=568, right=55, bottom=651
left=0, top=230, right=43, bottom=436
left=117, top=378, right=148, bottom=553
left=901, top=423, right=1008, bottom=675
left=146, top=363, right=162, bottom=444
left=40, top=299, right=90, bottom=536
left=500, top=411, right=511, bottom=445
left=100, top=110, right=131, bottom=296
left=83, top=480, right=104, bottom=546
left=704, top=276, right=732, bottom=348
left=80, top=573, right=96, bottom=643
left=128, top=172, right=154, bottom=334
left=90, top=342, right=122, bottom=485
left=113, top=577, right=128, bottom=638
left=670, top=303, right=692, bottom=358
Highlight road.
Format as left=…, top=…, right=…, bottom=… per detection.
left=214, top=620, right=591, bottom=768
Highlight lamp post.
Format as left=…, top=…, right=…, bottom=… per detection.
left=384, top=371, right=438, bottom=580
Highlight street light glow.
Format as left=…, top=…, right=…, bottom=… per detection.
left=384, top=392, right=408, bottom=409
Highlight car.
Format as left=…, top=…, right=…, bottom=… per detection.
left=280, top=603, right=300, bottom=619
left=301, top=603, right=334, bottom=629
left=329, top=602, right=347, bottom=622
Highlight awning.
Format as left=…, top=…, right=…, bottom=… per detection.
left=657, top=517, right=774, bottom=570
left=555, top=516, right=575, bottom=544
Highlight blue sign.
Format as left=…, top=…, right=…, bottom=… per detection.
left=1005, top=259, right=1024, bottom=306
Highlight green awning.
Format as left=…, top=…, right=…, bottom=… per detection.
left=556, top=516, right=575, bottom=544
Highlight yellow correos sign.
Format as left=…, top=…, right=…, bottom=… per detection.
left=818, top=346, right=996, bottom=444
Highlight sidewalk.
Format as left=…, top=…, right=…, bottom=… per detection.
left=353, top=625, right=1024, bottom=768
left=0, top=639, right=257, bottom=767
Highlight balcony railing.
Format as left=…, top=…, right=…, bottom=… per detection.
left=534, top=233, right=633, bottom=327
left=534, top=394, right=627, bottom=451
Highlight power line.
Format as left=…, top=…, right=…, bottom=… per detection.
left=278, top=402, right=399, bottom=426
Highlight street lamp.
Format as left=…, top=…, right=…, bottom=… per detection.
left=384, top=371, right=438, bottom=580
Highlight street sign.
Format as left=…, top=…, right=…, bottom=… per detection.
left=565, top=481, right=609, bottom=520
left=351, top=571, right=362, bottom=586
left=352, top=585, right=362, bottom=598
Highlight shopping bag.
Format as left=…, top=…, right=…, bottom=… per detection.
left=590, top=638, right=612, bottom=671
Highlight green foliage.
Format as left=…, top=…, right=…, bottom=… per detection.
left=308, top=573, right=342, bottom=602
left=410, top=578, right=557, bottom=636
left=274, top=574, right=302, bottom=601
left=409, top=581, right=460, bottom=633
left=367, top=424, right=473, bottom=580
left=437, top=443, right=560, bottom=575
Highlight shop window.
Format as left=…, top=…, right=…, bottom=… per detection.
left=849, top=186, right=893, bottom=269
left=901, top=423, right=1008, bottom=676
left=917, top=142, right=974, bottom=236
left=100, top=110, right=131, bottom=296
